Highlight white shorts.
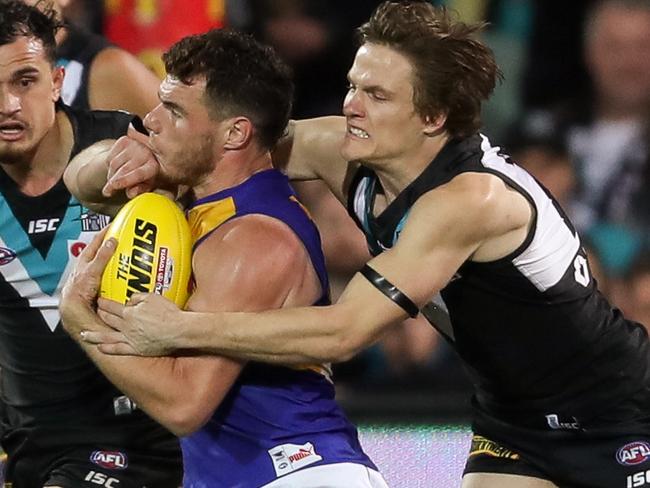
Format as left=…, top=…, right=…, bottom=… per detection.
left=261, top=462, right=390, bottom=488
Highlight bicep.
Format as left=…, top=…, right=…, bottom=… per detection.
left=274, top=117, right=351, bottom=201
left=341, top=189, right=487, bottom=315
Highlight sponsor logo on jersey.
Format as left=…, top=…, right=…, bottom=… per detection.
left=80, top=211, right=111, bottom=233
left=545, top=414, right=580, bottom=430
left=84, top=470, right=121, bottom=487
left=27, top=218, right=60, bottom=234
left=268, top=442, right=323, bottom=477
left=627, top=469, right=650, bottom=487
left=468, top=435, right=520, bottom=460
left=0, top=246, right=16, bottom=265
left=618, top=441, right=650, bottom=466
left=90, top=450, right=128, bottom=469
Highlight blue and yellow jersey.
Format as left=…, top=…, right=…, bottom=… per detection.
left=181, top=169, right=375, bottom=487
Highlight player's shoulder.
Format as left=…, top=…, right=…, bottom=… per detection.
left=418, top=172, right=505, bottom=215
left=63, top=102, right=133, bottom=128
left=194, top=214, right=310, bottom=293
left=411, top=172, right=530, bottom=239
left=200, top=213, right=306, bottom=265
left=61, top=103, right=132, bottom=156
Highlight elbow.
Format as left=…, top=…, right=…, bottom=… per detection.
left=320, top=314, right=372, bottom=363
left=326, top=332, right=367, bottom=363
left=62, top=165, right=78, bottom=199
left=161, top=402, right=212, bottom=437
left=319, top=302, right=391, bottom=363
left=152, top=398, right=212, bottom=437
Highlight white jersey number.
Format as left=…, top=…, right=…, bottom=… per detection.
left=573, top=255, right=590, bottom=287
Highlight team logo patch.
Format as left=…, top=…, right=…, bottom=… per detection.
left=617, top=442, right=650, bottom=466
left=0, top=247, right=16, bottom=265
left=79, top=211, right=111, bottom=233
left=90, top=450, right=128, bottom=469
left=70, top=241, right=87, bottom=258
left=468, top=435, right=520, bottom=460
left=268, top=442, right=323, bottom=477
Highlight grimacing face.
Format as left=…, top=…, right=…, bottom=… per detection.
left=143, top=75, right=221, bottom=188
left=0, top=36, right=62, bottom=165
left=341, top=43, right=433, bottom=167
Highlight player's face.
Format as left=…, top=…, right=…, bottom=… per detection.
left=586, top=5, right=650, bottom=112
left=0, top=36, right=63, bottom=164
left=341, top=43, right=431, bottom=166
left=144, top=76, right=222, bottom=187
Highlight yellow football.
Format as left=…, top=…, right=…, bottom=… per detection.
left=100, top=192, right=192, bottom=307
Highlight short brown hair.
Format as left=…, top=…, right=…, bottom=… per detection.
left=358, top=1, right=501, bottom=139
left=163, top=29, right=294, bottom=150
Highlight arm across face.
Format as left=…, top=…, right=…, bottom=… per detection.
left=272, top=117, right=352, bottom=201
left=63, top=124, right=161, bottom=215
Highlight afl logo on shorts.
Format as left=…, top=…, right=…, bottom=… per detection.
left=90, top=450, right=128, bottom=469
left=0, top=247, right=16, bottom=265
left=617, top=441, right=650, bottom=466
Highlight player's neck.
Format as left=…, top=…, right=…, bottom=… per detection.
left=372, top=131, right=450, bottom=204
left=0, top=110, right=73, bottom=196
left=193, top=148, right=273, bottom=199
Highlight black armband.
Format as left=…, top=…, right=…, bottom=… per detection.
left=359, top=265, right=419, bottom=318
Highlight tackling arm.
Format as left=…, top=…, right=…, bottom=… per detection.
left=63, top=126, right=160, bottom=215
left=273, top=117, right=353, bottom=202
left=91, top=173, right=530, bottom=363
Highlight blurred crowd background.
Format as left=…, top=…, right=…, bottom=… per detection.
left=61, top=0, right=650, bottom=424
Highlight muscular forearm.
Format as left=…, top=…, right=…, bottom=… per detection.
left=64, top=307, right=219, bottom=436
left=175, top=303, right=391, bottom=364
left=63, top=140, right=124, bottom=215
left=82, top=344, right=185, bottom=432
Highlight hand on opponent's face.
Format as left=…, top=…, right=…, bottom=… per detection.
left=102, top=122, right=160, bottom=199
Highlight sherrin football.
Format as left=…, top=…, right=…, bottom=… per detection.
left=100, top=192, right=192, bottom=307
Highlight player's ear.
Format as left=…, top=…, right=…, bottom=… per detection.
left=423, top=111, right=447, bottom=137
left=51, top=66, right=65, bottom=102
left=224, top=117, right=253, bottom=150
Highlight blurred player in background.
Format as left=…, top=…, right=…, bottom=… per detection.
left=25, top=0, right=160, bottom=116
left=0, top=1, right=182, bottom=485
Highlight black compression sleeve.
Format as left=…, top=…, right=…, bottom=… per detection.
left=359, top=265, right=419, bottom=318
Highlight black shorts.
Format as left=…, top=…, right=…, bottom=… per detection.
left=1, top=411, right=182, bottom=488
left=464, top=404, right=650, bottom=488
